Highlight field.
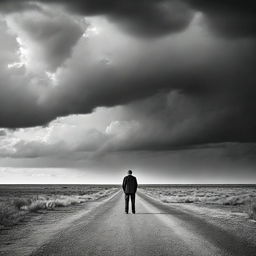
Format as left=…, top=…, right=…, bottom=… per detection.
left=1, top=184, right=256, bottom=256
left=1, top=184, right=256, bottom=230
left=0, top=184, right=119, bottom=228
left=140, top=185, right=256, bottom=220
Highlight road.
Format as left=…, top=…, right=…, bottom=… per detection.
left=32, top=190, right=256, bottom=256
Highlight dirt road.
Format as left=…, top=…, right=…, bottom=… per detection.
left=30, top=190, right=256, bottom=256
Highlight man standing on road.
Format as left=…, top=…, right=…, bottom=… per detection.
left=122, top=170, right=138, bottom=214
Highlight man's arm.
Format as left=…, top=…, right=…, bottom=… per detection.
left=135, top=177, right=138, bottom=193
left=122, top=177, right=127, bottom=192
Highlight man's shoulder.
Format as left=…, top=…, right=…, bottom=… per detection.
left=124, top=175, right=137, bottom=179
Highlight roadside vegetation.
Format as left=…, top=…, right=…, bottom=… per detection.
left=248, top=201, right=256, bottom=220
left=0, top=185, right=118, bottom=228
left=140, top=185, right=256, bottom=220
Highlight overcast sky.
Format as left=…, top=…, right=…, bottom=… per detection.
left=0, top=0, right=256, bottom=184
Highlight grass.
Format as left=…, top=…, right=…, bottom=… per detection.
left=141, top=186, right=256, bottom=205
left=13, top=198, right=32, bottom=210
left=248, top=201, right=256, bottom=220
left=0, top=203, right=26, bottom=226
left=0, top=186, right=118, bottom=228
left=140, top=185, right=256, bottom=220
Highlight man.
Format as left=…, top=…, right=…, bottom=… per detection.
left=122, top=170, right=138, bottom=214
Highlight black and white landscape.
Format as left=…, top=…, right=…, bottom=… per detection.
left=0, top=1, right=256, bottom=255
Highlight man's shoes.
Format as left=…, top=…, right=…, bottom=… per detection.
left=132, top=212, right=135, bottom=214
left=125, top=212, right=128, bottom=214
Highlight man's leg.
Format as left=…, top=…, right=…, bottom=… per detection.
left=131, top=193, right=135, bottom=214
left=125, top=193, right=129, bottom=213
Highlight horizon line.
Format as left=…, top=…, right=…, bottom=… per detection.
left=1, top=183, right=256, bottom=186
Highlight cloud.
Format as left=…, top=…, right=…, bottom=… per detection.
left=0, top=114, right=110, bottom=158
left=186, top=0, right=256, bottom=38
left=2, top=91, right=255, bottom=160
left=121, top=90, right=256, bottom=149
left=0, top=6, right=84, bottom=127
left=0, top=0, right=255, bottom=152
left=0, top=129, right=7, bottom=136
left=0, top=0, right=194, bottom=37
left=1, top=0, right=256, bottom=39
left=5, top=4, right=84, bottom=72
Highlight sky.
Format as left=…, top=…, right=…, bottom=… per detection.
left=0, top=0, right=256, bottom=184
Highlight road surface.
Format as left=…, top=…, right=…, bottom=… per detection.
left=32, top=190, right=256, bottom=256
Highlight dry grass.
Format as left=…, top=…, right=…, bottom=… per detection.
left=141, top=186, right=256, bottom=206
left=13, top=198, right=32, bottom=210
left=0, top=203, right=26, bottom=227
left=248, top=201, right=256, bottom=220
left=0, top=186, right=118, bottom=227
left=140, top=185, right=256, bottom=220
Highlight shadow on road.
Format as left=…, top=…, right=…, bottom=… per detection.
left=135, top=212, right=170, bottom=214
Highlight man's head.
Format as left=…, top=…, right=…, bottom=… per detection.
left=128, top=170, right=132, bottom=175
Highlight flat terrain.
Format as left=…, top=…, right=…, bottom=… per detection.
left=140, top=184, right=256, bottom=206
left=1, top=188, right=256, bottom=256
left=0, top=185, right=119, bottom=227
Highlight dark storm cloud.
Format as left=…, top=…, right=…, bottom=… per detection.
left=0, top=0, right=256, bottom=150
left=99, top=85, right=256, bottom=152
left=5, top=4, right=84, bottom=72
left=14, top=15, right=83, bottom=71
left=186, top=0, right=256, bottom=38
left=0, top=1, right=41, bottom=13
left=1, top=20, right=256, bottom=143
left=0, top=0, right=194, bottom=37
left=44, top=0, right=256, bottom=38
left=1, top=0, right=256, bottom=38
left=0, top=60, right=58, bottom=127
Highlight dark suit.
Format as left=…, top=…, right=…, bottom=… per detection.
left=122, top=175, right=138, bottom=213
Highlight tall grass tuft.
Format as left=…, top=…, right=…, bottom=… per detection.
left=13, top=198, right=32, bottom=210
left=0, top=203, right=25, bottom=226
left=248, top=201, right=256, bottom=220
